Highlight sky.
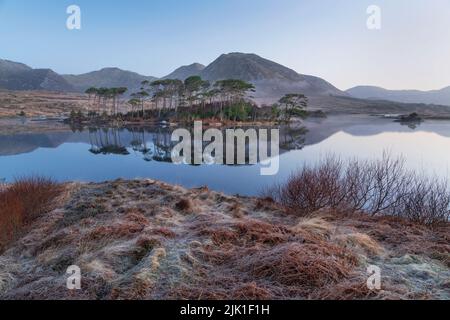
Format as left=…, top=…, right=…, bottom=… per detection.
left=0, top=0, right=449, bottom=91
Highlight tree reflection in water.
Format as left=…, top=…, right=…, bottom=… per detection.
left=86, top=125, right=307, bottom=165
left=88, top=127, right=130, bottom=155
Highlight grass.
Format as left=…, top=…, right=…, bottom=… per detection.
left=0, top=177, right=62, bottom=250
left=0, top=179, right=448, bottom=300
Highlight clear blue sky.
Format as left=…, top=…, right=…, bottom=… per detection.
left=1, top=0, right=449, bottom=90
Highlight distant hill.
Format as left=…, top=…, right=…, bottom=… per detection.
left=347, top=85, right=450, bottom=107
left=0, top=59, right=74, bottom=92
left=199, top=53, right=346, bottom=103
left=63, top=68, right=157, bottom=94
left=163, top=63, right=205, bottom=80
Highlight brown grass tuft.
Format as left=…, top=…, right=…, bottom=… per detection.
left=150, top=227, right=177, bottom=239
left=292, top=216, right=334, bottom=240
left=310, top=277, right=409, bottom=300
left=336, top=233, right=384, bottom=256
left=231, top=282, right=273, bottom=300
left=150, top=248, right=167, bottom=272
left=243, top=242, right=358, bottom=289
left=86, top=222, right=145, bottom=241
left=201, top=219, right=293, bottom=247
left=235, top=219, right=292, bottom=245
left=125, top=210, right=150, bottom=226
left=175, top=198, right=194, bottom=213
left=310, top=278, right=381, bottom=300
left=136, top=236, right=161, bottom=251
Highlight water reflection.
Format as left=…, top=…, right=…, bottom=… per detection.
left=88, top=128, right=130, bottom=155
left=1, top=115, right=450, bottom=195
left=82, top=125, right=308, bottom=165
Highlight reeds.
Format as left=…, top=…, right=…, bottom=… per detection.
left=265, top=154, right=450, bottom=226
left=0, top=177, right=62, bottom=249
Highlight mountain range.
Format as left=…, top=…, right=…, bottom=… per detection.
left=1, top=53, right=449, bottom=107
left=346, top=86, right=450, bottom=107
left=0, top=53, right=344, bottom=103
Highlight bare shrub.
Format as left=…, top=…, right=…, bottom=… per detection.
left=268, top=156, right=347, bottom=214
left=344, top=154, right=413, bottom=216
left=266, top=154, right=450, bottom=226
left=399, top=176, right=450, bottom=225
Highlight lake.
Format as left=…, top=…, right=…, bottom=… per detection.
left=1, top=115, right=450, bottom=196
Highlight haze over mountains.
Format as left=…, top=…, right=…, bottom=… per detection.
left=346, top=86, right=450, bottom=107
left=1, top=53, right=449, bottom=107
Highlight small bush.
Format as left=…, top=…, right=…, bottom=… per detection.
left=0, top=177, right=62, bottom=249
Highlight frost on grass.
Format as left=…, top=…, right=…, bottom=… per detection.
left=0, top=179, right=448, bottom=300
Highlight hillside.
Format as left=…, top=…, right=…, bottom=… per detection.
left=63, top=68, right=157, bottom=94
left=0, top=90, right=88, bottom=118
left=307, top=95, right=450, bottom=116
left=347, top=86, right=450, bottom=107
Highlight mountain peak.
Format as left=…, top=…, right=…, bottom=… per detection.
left=201, top=52, right=302, bottom=82
left=163, top=63, right=206, bottom=80
left=0, top=59, right=32, bottom=73
left=220, top=52, right=259, bottom=58
left=99, top=67, right=122, bottom=72
left=188, top=62, right=206, bottom=69
left=199, top=52, right=344, bottom=103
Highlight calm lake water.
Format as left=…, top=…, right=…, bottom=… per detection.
left=1, top=115, right=450, bottom=196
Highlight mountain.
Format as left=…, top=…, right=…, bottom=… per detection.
left=161, top=54, right=344, bottom=103
left=347, top=86, right=450, bottom=106
left=0, top=59, right=74, bottom=92
left=163, top=63, right=205, bottom=80
left=63, top=68, right=157, bottom=94
left=199, top=53, right=345, bottom=103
